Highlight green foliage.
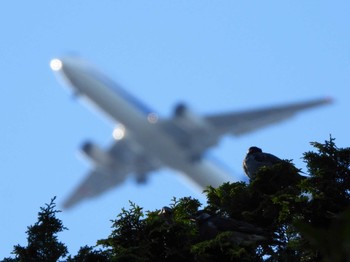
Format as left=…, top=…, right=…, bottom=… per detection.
left=2, top=197, right=68, bottom=262
left=2, top=137, right=350, bottom=261
left=204, top=160, right=305, bottom=261
left=66, top=246, right=110, bottom=262
left=301, top=137, right=350, bottom=226
left=295, top=136, right=350, bottom=261
left=97, top=197, right=201, bottom=261
left=191, top=231, right=258, bottom=262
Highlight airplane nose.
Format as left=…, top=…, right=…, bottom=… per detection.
left=50, top=57, right=91, bottom=77
left=50, top=58, right=63, bottom=71
left=50, top=57, right=85, bottom=94
left=50, top=56, right=103, bottom=98
left=50, top=57, right=78, bottom=73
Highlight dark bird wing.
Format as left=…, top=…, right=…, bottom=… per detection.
left=254, top=152, right=281, bottom=165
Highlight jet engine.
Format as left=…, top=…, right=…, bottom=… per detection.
left=80, top=141, right=114, bottom=167
left=172, top=103, right=218, bottom=157
left=174, top=103, right=188, bottom=117
left=173, top=103, right=213, bottom=132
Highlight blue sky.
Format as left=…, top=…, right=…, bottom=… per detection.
left=1, top=1, right=349, bottom=257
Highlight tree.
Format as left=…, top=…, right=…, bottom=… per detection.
left=97, top=198, right=201, bottom=261
left=66, top=246, right=110, bottom=262
left=296, top=137, right=350, bottom=261
left=96, top=137, right=350, bottom=261
left=2, top=197, right=68, bottom=262
left=2, top=137, right=350, bottom=261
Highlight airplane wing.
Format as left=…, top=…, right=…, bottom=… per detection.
left=205, top=97, right=332, bottom=136
left=63, top=137, right=161, bottom=209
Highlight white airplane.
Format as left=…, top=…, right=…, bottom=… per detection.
left=50, top=57, right=332, bottom=209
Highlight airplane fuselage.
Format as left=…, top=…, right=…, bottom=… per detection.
left=53, top=58, right=234, bottom=188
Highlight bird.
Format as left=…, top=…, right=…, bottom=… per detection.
left=193, top=211, right=267, bottom=244
left=243, top=146, right=282, bottom=180
left=158, top=206, right=173, bottom=216
left=157, top=206, right=174, bottom=225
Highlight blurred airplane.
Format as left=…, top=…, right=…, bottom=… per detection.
left=50, top=57, right=332, bottom=209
